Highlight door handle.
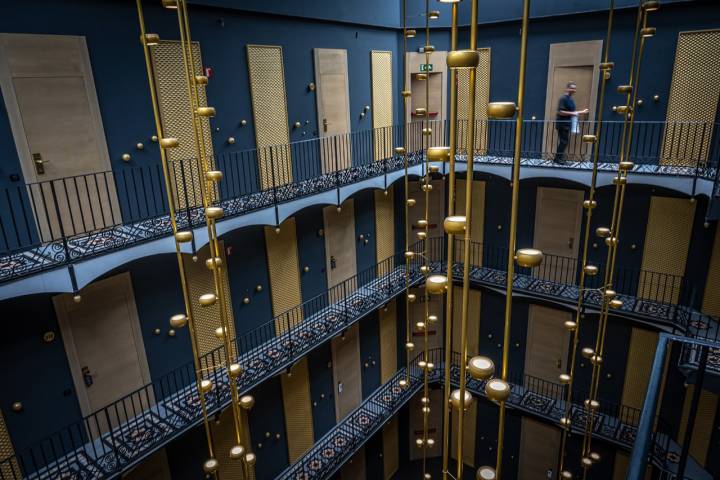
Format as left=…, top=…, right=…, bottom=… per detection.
left=568, top=237, right=574, bottom=249
left=556, top=359, right=562, bottom=370
left=82, top=366, right=94, bottom=387
left=330, top=255, right=337, bottom=270
left=323, top=118, right=329, bottom=133
left=32, top=153, right=47, bottom=175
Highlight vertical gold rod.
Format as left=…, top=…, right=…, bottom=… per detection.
left=421, top=0, right=431, bottom=475
left=581, top=4, right=655, bottom=477
left=557, top=0, right=615, bottom=476
left=135, top=0, right=217, bottom=473
left=441, top=4, right=460, bottom=479
left=495, top=1, right=529, bottom=479
left=174, top=0, right=248, bottom=475
left=402, top=0, right=412, bottom=388
left=456, top=0, right=479, bottom=478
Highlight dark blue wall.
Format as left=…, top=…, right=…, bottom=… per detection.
left=296, top=205, right=329, bottom=302
left=308, top=343, right=336, bottom=438
left=359, top=312, right=381, bottom=399
left=247, top=377, right=290, bottom=479
left=355, top=190, right=377, bottom=274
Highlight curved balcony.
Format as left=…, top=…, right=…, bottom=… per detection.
left=0, top=120, right=717, bottom=299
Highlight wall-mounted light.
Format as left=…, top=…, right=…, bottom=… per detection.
left=121, top=153, right=131, bottom=162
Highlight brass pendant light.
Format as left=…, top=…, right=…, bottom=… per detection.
left=135, top=1, right=253, bottom=477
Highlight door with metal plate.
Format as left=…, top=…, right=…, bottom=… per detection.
left=518, top=417, right=561, bottom=480
left=0, top=34, right=120, bottom=242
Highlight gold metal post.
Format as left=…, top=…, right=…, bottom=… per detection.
left=455, top=0, right=479, bottom=477
left=441, top=3, right=460, bottom=479
left=495, top=0, right=530, bottom=478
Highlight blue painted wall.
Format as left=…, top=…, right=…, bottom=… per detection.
left=359, top=312, right=381, bottom=399
left=295, top=205, right=329, bottom=302
left=307, top=343, right=336, bottom=438
left=355, top=190, right=377, bottom=274
left=247, top=377, right=290, bottom=479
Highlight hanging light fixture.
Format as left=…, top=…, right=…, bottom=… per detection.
left=135, top=0, right=252, bottom=477
left=575, top=2, right=658, bottom=476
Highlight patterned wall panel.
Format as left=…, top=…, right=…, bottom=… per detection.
left=371, top=50, right=393, bottom=161
left=457, top=48, right=491, bottom=155
left=0, top=411, right=20, bottom=479
left=661, top=30, right=720, bottom=166
left=638, top=197, right=695, bottom=304
left=677, top=386, right=718, bottom=466
left=182, top=242, right=236, bottom=361
left=247, top=45, right=292, bottom=188
left=150, top=41, right=213, bottom=209
left=379, top=298, right=397, bottom=384
left=382, top=418, right=399, bottom=479
left=264, top=218, right=303, bottom=333
left=621, top=328, right=659, bottom=410
left=375, top=186, right=395, bottom=276
left=280, top=358, right=314, bottom=462
left=454, top=179, right=485, bottom=263
left=702, top=224, right=720, bottom=316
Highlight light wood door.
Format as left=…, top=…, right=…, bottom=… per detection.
left=0, top=34, right=119, bottom=241
left=332, top=323, right=362, bottom=420
left=323, top=199, right=357, bottom=289
left=525, top=305, right=571, bottom=385
left=533, top=187, right=584, bottom=283
left=314, top=48, right=352, bottom=172
left=518, top=417, right=561, bottom=480
left=542, top=40, right=603, bottom=162
left=54, top=272, right=151, bottom=437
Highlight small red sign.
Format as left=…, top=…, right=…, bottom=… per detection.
left=204, top=66, right=213, bottom=78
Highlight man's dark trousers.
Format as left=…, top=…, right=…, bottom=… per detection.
left=555, top=123, right=570, bottom=163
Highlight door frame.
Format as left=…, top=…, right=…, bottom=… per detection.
left=314, top=48, right=351, bottom=139
left=323, top=199, right=357, bottom=289
left=0, top=33, right=112, bottom=184
left=533, top=186, right=584, bottom=259
left=525, top=305, right=571, bottom=383
left=542, top=40, right=603, bottom=158
left=53, top=272, right=151, bottom=418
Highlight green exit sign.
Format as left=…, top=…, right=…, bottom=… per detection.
left=420, top=63, right=433, bottom=72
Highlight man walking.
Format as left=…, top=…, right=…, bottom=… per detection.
left=554, top=81, right=588, bottom=164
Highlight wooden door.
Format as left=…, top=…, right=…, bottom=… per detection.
left=123, top=450, right=171, bottom=480
left=542, top=40, right=602, bottom=162
left=323, top=199, right=357, bottom=289
left=0, top=34, right=119, bottom=241
left=332, top=323, right=362, bottom=419
left=54, top=272, right=151, bottom=437
left=533, top=187, right=584, bottom=283
left=314, top=48, right=352, bottom=173
left=341, top=446, right=366, bottom=480
left=518, top=417, right=561, bottom=480
left=525, top=305, right=571, bottom=385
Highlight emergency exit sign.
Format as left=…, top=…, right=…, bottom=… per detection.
left=420, top=63, right=433, bottom=72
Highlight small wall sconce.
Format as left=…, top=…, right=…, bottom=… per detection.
left=243, top=297, right=250, bottom=304
left=653, top=94, right=660, bottom=102
left=154, top=328, right=162, bottom=335
left=11, top=402, right=22, bottom=413
left=360, top=111, right=365, bottom=119
left=136, top=143, right=144, bottom=150
left=240, top=119, right=248, bottom=126
left=265, top=432, right=271, bottom=439
left=227, top=137, right=236, bottom=145
left=151, top=135, right=158, bottom=142
left=294, top=121, right=301, bottom=129
left=308, top=82, right=316, bottom=91
left=121, top=153, right=131, bottom=162
left=168, top=329, right=176, bottom=337
left=215, top=127, right=221, bottom=132
left=303, top=266, right=310, bottom=273
left=255, top=285, right=263, bottom=292
left=637, top=99, right=644, bottom=106
left=43, top=331, right=55, bottom=343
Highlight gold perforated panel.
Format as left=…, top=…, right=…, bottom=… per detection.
left=210, top=407, right=247, bottom=479
left=264, top=218, right=303, bottom=333
left=150, top=41, right=213, bottom=209
left=454, top=179, right=485, bottom=263
left=457, top=48, right=490, bottom=155
left=661, top=30, right=720, bottom=166
left=0, top=411, right=20, bottom=479
left=702, top=224, right=720, bottom=316
left=280, top=358, right=314, bottom=461
left=638, top=197, right=695, bottom=303
left=379, top=299, right=397, bottom=383
left=450, top=402, right=477, bottom=467
left=621, top=328, right=659, bottom=410
left=247, top=45, right=292, bottom=188
left=371, top=50, right=393, bottom=161
left=183, top=242, right=236, bottom=361
left=375, top=186, right=395, bottom=276
left=678, top=386, right=718, bottom=466
left=382, top=418, right=399, bottom=479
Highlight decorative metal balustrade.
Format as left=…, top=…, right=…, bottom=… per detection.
left=1, top=120, right=716, bottom=285
left=2, top=236, right=718, bottom=479
left=278, top=349, right=702, bottom=480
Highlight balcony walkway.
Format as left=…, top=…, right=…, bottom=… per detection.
left=277, top=349, right=711, bottom=480
left=4, top=243, right=719, bottom=479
